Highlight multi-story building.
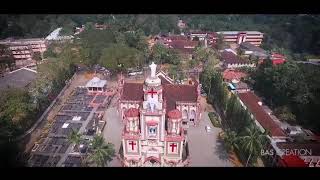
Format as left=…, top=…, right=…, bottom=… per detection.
left=216, top=31, right=264, bottom=46
left=0, top=38, right=47, bottom=68
left=118, top=62, right=202, bottom=167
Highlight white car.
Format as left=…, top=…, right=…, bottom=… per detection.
left=129, top=71, right=143, bottom=76
left=128, top=72, right=137, bottom=76
left=205, top=126, right=212, bottom=133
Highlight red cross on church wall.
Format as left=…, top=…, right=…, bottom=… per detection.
left=129, top=141, right=137, bottom=151
left=147, top=88, right=157, bottom=98
left=169, top=143, right=177, bottom=152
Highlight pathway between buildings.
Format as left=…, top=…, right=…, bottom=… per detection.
left=188, top=112, right=233, bottom=167
left=102, top=94, right=122, bottom=167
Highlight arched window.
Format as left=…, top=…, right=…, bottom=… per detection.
left=190, top=110, right=196, bottom=122
left=122, top=107, right=127, bottom=120
left=182, top=109, right=188, bottom=119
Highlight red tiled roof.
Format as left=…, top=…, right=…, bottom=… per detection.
left=276, top=142, right=320, bottom=156
left=167, top=35, right=188, bottom=41
left=238, top=92, right=286, bottom=137
left=272, top=59, right=286, bottom=65
left=125, top=108, right=139, bottom=117
left=167, top=40, right=198, bottom=55
left=121, top=83, right=144, bottom=101
left=163, top=84, right=198, bottom=112
left=168, top=109, right=182, bottom=119
left=223, top=69, right=248, bottom=81
left=221, top=51, right=249, bottom=64
left=121, top=82, right=198, bottom=112
left=279, top=155, right=308, bottom=167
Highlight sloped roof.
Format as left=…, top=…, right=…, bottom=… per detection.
left=221, top=51, right=249, bottom=64
left=121, top=83, right=144, bottom=101
left=276, top=142, right=320, bottom=156
left=238, top=92, right=286, bottom=137
left=167, top=40, right=198, bottom=54
left=240, top=42, right=266, bottom=53
left=223, top=69, right=248, bottom=81
left=85, top=77, right=107, bottom=88
left=0, top=67, right=36, bottom=90
left=120, top=83, right=198, bottom=112
left=156, top=71, right=174, bottom=85
left=125, top=108, right=139, bottom=117
left=163, top=84, right=198, bottom=112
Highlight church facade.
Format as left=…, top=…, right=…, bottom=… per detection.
left=117, top=62, right=201, bottom=167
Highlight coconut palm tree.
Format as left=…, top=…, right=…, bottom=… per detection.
left=223, top=129, right=240, bottom=153
left=68, top=129, right=83, bottom=152
left=239, top=126, right=268, bottom=167
left=86, top=135, right=115, bottom=167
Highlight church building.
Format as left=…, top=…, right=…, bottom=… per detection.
left=117, top=62, right=201, bottom=167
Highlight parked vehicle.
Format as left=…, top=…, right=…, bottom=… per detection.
left=128, top=70, right=143, bottom=76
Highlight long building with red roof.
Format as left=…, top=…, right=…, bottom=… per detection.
left=237, top=91, right=286, bottom=138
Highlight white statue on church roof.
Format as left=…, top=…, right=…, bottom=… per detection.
left=149, top=62, right=157, bottom=78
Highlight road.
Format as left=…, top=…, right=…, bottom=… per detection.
left=102, top=95, right=122, bottom=167
left=188, top=112, right=233, bottom=167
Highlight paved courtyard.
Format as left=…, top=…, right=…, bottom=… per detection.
left=102, top=94, right=122, bottom=167
left=188, top=112, right=233, bottom=167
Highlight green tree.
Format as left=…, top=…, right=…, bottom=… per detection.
left=274, top=106, right=296, bottom=124
left=223, top=129, right=239, bottom=153
left=0, top=44, right=15, bottom=71
left=68, top=129, right=83, bottom=152
left=239, top=127, right=268, bottom=167
left=98, top=44, right=143, bottom=71
left=86, top=135, right=115, bottom=167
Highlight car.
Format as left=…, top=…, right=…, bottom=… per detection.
left=136, top=71, right=143, bottom=75
left=129, top=70, right=143, bottom=76
left=128, top=72, right=137, bottom=76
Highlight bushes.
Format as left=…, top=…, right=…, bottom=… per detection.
left=208, top=112, right=221, bottom=128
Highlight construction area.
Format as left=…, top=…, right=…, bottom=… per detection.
left=27, top=72, right=117, bottom=167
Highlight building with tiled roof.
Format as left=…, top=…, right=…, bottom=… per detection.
left=156, top=35, right=198, bottom=60
left=270, top=53, right=286, bottom=65
left=0, top=38, right=47, bottom=68
left=237, top=91, right=286, bottom=138
left=239, top=42, right=268, bottom=60
left=221, top=50, right=256, bottom=69
left=223, top=69, right=248, bottom=82
left=118, top=62, right=200, bottom=167
left=271, top=141, right=320, bottom=167
left=0, top=67, right=37, bottom=91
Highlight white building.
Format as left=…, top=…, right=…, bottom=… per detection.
left=85, top=77, right=107, bottom=93
left=216, top=31, right=264, bottom=46
left=46, top=27, right=74, bottom=42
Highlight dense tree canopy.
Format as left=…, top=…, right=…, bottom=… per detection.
left=149, top=44, right=180, bottom=65
left=1, top=15, right=319, bottom=57
left=98, top=44, right=143, bottom=71
left=252, top=61, right=320, bottom=131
